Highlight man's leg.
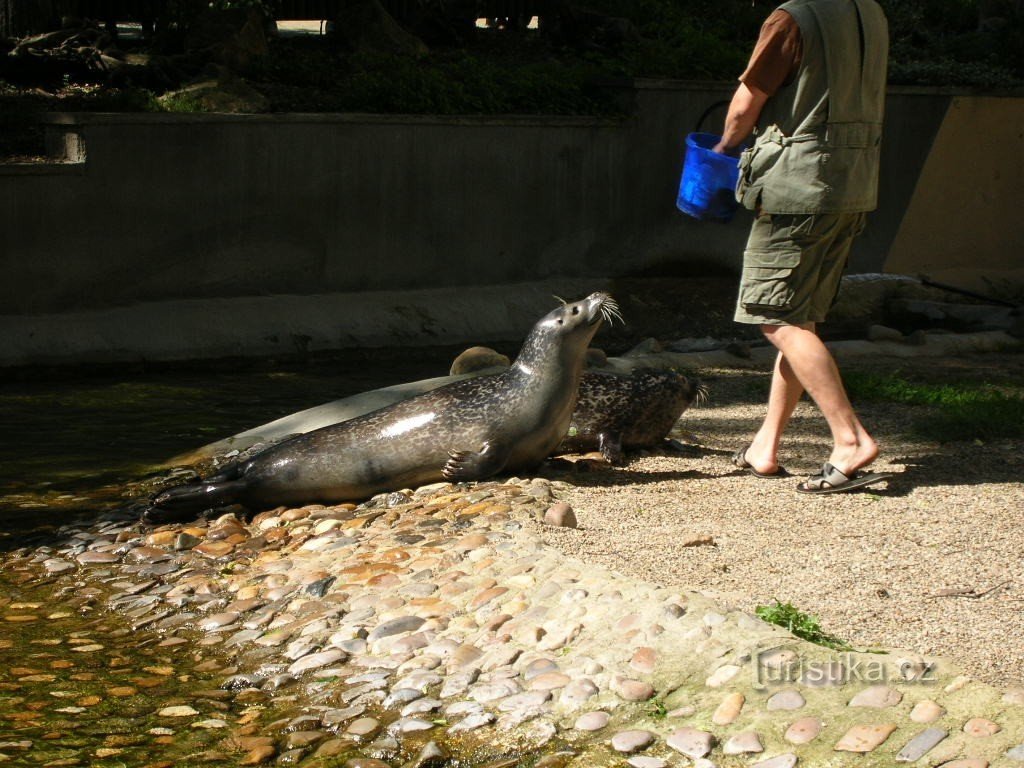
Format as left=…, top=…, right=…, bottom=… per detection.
left=741, top=327, right=810, bottom=475
left=761, top=323, right=878, bottom=476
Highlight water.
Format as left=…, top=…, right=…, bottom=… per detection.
left=0, top=350, right=465, bottom=539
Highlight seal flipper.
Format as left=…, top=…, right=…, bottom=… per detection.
left=142, top=467, right=249, bottom=525
left=597, top=432, right=625, bottom=465
left=442, top=441, right=509, bottom=482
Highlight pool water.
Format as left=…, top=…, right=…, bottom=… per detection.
left=0, top=350, right=466, bottom=538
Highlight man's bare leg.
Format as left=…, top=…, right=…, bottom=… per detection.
left=760, top=323, right=878, bottom=475
left=742, top=342, right=806, bottom=475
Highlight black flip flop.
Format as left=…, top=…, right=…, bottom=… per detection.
left=796, top=462, right=894, bottom=494
left=732, top=444, right=789, bottom=478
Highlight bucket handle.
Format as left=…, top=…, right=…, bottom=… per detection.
left=694, top=99, right=730, bottom=133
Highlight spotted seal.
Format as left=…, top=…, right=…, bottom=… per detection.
left=143, top=293, right=620, bottom=522
left=557, top=369, right=707, bottom=464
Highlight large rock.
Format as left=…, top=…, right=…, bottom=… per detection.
left=185, top=7, right=269, bottom=72
left=331, top=0, right=428, bottom=56
left=158, top=69, right=269, bottom=113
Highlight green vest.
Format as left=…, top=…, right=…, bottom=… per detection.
left=736, top=0, right=889, bottom=213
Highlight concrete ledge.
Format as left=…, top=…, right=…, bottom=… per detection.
left=0, top=279, right=608, bottom=368
left=0, top=162, right=86, bottom=175
left=611, top=330, right=1021, bottom=372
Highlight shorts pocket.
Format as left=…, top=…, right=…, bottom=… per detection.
left=740, top=249, right=801, bottom=309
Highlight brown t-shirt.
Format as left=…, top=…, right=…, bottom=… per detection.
left=740, top=9, right=803, bottom=96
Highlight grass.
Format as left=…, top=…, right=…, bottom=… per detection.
left=755, top=600, right=852, bottom=651
left=843, top=371, right=1024, bottom=442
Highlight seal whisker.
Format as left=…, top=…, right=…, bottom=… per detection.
left=599, top=297, right=624, bottom=326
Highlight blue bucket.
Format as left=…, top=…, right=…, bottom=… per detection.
left=676, top=132, right=740, bottom=221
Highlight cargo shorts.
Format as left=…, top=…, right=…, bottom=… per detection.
left=734, top=211, right=867, bottom=326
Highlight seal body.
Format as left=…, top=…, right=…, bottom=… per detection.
left=558, top=370, right=705, bottom=464
left=145, top=293, right=619, bottom=522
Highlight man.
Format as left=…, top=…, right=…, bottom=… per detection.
left=713, top=0, right=893, bottom=493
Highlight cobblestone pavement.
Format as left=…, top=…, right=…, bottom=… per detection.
left=2, top=476, right=1022, bottom=766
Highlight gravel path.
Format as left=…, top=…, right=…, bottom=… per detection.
left=545, top=352, right=1024, bottom=689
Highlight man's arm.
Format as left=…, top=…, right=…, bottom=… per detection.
left=713, top=82, right=770, bottom=155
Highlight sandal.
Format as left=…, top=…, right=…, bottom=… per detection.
left=796, top=462, right=893, bottom=494
left=732, top=444, right=789, bottom=478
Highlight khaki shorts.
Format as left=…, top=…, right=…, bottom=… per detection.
left=734, top=212, right=867, bottom=326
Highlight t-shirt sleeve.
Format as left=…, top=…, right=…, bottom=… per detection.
left=739, top=9, right=803, bottom=96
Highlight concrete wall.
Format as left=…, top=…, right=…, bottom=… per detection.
left=1, top=82, right=1020, bottom=365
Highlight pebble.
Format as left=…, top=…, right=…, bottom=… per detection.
left=963, top=718, right=1001, bottom=737
left=910, top=699, right=945, bottom=723
left=627, top=757, right=667, bottom=768
left=158, top=706, right=199, bottom=717
left=751, top=755, right=798, bottom=768
left=705, top=664, right=741, bottom=687
left=574, top=711, right=610, bottom=731
left=543, top=503, right=577, bottom=528
left=612, top=676, right=655, bottom=701
left=785, top=717, right=823, bottom=745
left=667, top=727, right=714, bottom=758
left=834, top=723, right=898, bottom=752
left=723, top=730, right=763, bottom=754
left=848, top=685, right=903, bottom=708
left=712, top=692, right=744, bottom=725
left=767, top=689, right=805, bottom=711
left=346, top=717, right=381, bottom=739
left=896, top=727, right=947, bottom=762
left=611, top=730, right=656, bottom=753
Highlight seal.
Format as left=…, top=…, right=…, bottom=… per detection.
left=557, top=369, right=707, bottom=464
left=144, top=292, right=620, bottom=523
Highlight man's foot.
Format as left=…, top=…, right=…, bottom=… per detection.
left=732, top=443, right=789, bottom=478
left=826, top=433, right=879, bottom=480
left=797, top=462, right=893, bottom=494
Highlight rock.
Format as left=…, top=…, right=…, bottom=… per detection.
left=834, top=723, right=898, bottom=752
left=1006, top=744, right=1024, bottom=759
left=239, top=744, right=276, bottom=765
left=629, top=647, right=656, bottom=674
left=868, top=324, right=904, bottom=342
left=785, top=717, right=822, bottom=744
left=848, top=685, right=903, bottom=708
left=723, top=731, right=763, bottom=754
left=184, top=7, right=269, bottom=71
left=963, top=718, right=1000, bottom=737
left=766, top=689, right=805, bottom=711
left=288, top=649, right=347, bottom=676
left=611, top=730, right=655, bottom=753
left=574, top=711, right=609, bottom=731
left=910, top=699, right=945, bottom=723
left=543, top=503, right=577, bottom=528
left=896, top=728, right=947, bottom=762
left=158, top=705, right=199, bottom=717
left=681, top=534, right=715, bottom=547
left=345, top=717, right=380, bottom=740
left=407, top=740, right=448, bottom=768
left=712, top=692, right=744, bottom=725
left=751, top=755, right=798, bottom=768
left=611, top=676, right=654, bottom=701
left=705, top=664, right=741, bottom=687
left=667, top=727, right=714, bottom=758
left=449, top=347, right=510, bottom=375
left=626, top=758, right=667, bottom=768
left=330, top=0, right=428, bottom=56
left=158, top=70, right=269, bottom=114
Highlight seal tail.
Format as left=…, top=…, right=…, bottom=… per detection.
left=142, top=466, right=247, bottom=524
